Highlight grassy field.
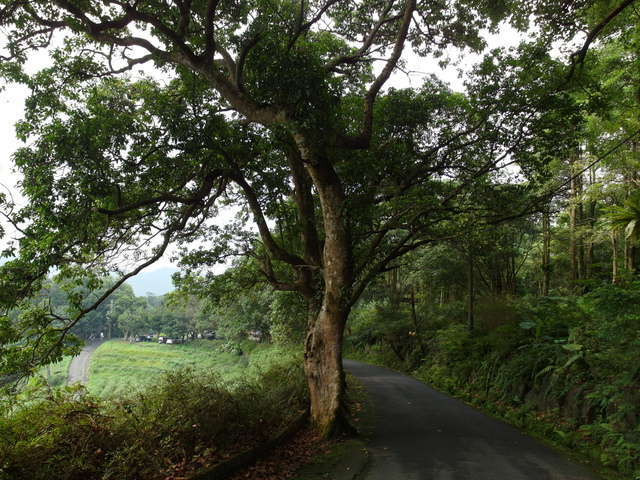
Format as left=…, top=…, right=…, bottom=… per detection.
left=86, top=339, right=293, bottom=397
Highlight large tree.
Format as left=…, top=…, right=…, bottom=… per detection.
left=0, top=0, right=605, bottom=437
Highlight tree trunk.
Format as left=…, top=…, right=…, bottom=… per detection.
left=569, top=151, right=583, bottom=290
left=542, top=212, right=551, bottom=296
left=612, top=232, right=620, bottom=284
left=304, top=302, right=349, bottom=438
left=409, top=286, right=426, bottom=357
left=626, top=243, right=636, bottom=273
left=505, top=256, right=517, bottom=295
left=299, top=142, right=353, bottom=439
left=467, top=249, right=474, bottom=331
left=622, top=167, right=637, bottom=277
left=586, top=166, right=597, bottom=280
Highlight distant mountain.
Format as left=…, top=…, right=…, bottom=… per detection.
left=125, top=267, right=178, bottom=297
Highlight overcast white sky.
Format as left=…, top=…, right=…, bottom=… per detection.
left=0, top=82, right=28, bottom=201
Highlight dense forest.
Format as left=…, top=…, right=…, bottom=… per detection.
left=0, top=0, right=640, bottom=477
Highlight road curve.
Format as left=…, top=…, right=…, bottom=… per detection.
left=66, top=338, right=108, bottom=386
left=343, top=359, right=600, bottom=480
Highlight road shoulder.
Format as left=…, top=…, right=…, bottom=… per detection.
left=292, top=374, right=374, bottom=480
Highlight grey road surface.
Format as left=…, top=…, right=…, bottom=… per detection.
left=66, top=338, right=107, bottom=386
left=344, top=359, right=600, bottom=480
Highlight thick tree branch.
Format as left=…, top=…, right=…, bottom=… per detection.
left=204, top=0, right=220, bottom=60
left=247, top=250, right=303, bottom=293
left=174, top=0, right=192, bottom=36
left=334, top=0, right=416, bottom=150
left=286, top=151, right=322, bottom=269
left=227, top=168, right=306, bottom=269
left=93, top=170, right=225, bottom=216
left=567, top=0, right=637, bottom=78
left=287, top=0, right=342, bottom=49
left=325, top=0, right=397, bottom=71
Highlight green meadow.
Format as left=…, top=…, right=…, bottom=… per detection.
left=85, top=339, right=293, bottom=397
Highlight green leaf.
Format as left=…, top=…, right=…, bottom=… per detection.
left=563, top=354, right=582, bottom=368
left=519, top=321, right=537, bottom=330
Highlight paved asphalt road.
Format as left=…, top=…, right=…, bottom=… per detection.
left=343, top=359, right=601, bottom=480
left=66, top=338, right=107, bottom=386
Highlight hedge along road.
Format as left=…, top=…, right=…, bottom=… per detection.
left=66, top=337, right=108, bottom=386
left=343, top=360, right=600, bottom=480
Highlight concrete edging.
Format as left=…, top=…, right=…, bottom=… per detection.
left=187, top=409, right=310, bottom=480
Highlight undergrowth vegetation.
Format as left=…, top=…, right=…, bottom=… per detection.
left=0, top=342, right=308, bottom=480
left=346, top=283, right=640, bottom=480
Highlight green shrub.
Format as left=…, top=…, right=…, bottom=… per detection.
left=0, top=352, right=308, bottom=480
left=218, top=340, right=244, bottom=355
left=0, top=382, right=106, bottom=480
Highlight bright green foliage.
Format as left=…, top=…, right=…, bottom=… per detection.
left=606, top=190, right=640, bottom=243
left=117, top=307, right=148, bottom=341
left=207, top=287, right=273, bottom=342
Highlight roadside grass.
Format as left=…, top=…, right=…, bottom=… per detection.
left=84, top=341, right=373, bottom=479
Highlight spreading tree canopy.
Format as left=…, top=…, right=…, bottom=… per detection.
left=0, top=0, right=628, bottom=437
